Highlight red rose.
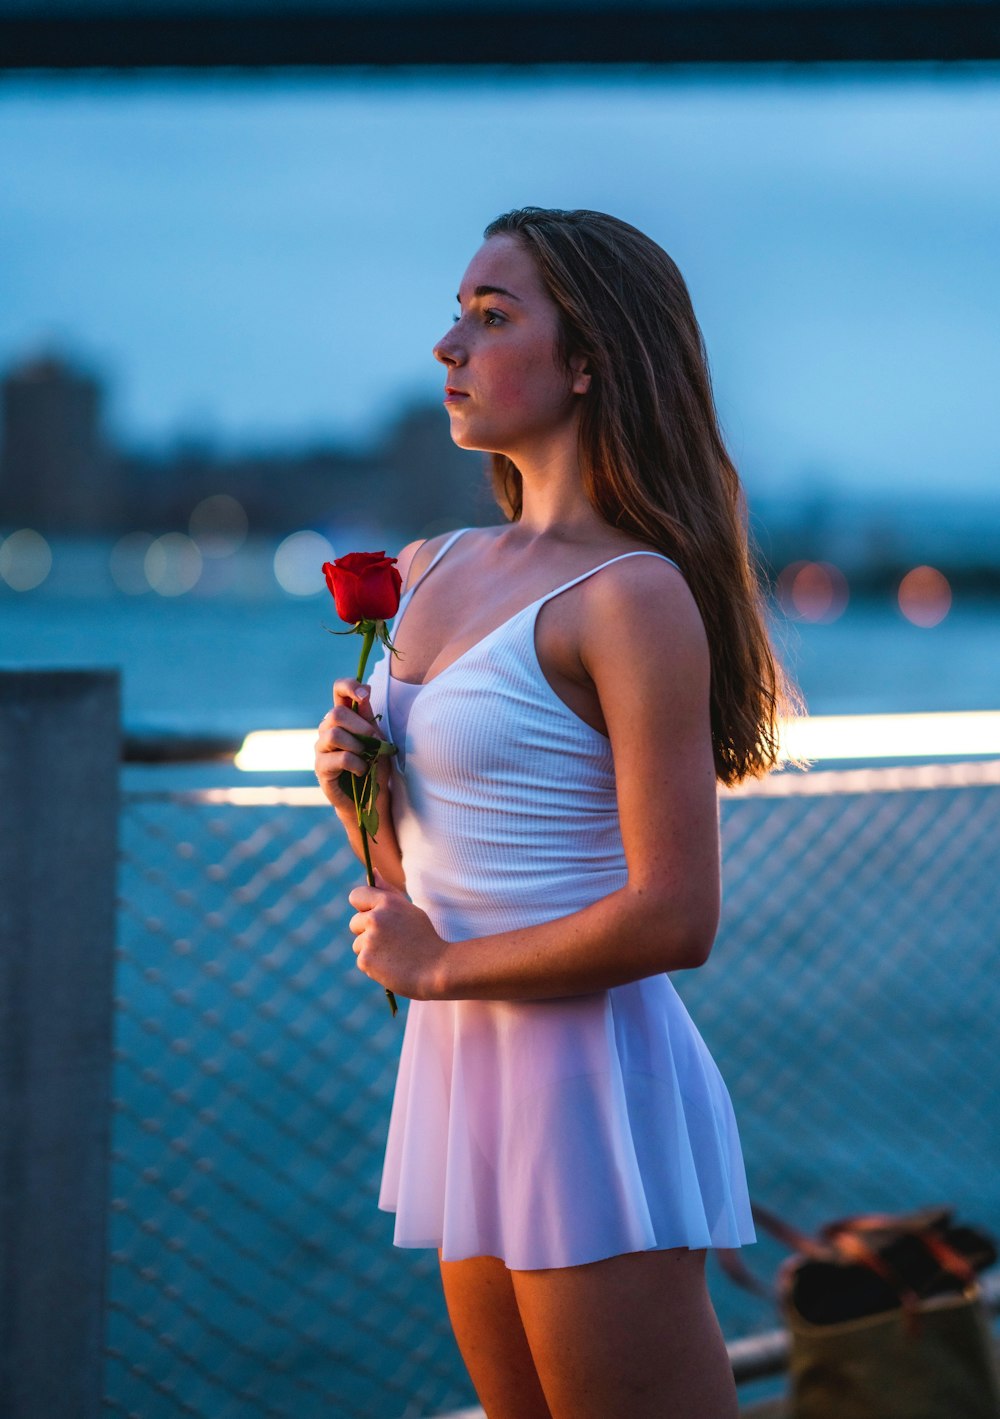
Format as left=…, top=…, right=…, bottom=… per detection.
left=322, top=551, right=402, bottom=624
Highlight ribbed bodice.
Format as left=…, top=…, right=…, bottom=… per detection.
left=367, top=528, right=679, bottom=943
left=384, top=674, right=422, bottom=756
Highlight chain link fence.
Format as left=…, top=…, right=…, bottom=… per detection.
left=108, top=760, right=1000, bottom=1418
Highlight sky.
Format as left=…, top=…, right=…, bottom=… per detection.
left=1, top=65, right=999, bottom=499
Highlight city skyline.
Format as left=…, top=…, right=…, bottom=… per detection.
left=0, top=349, right=493, bottom=541
left=3, top=347, right=999, bottom=612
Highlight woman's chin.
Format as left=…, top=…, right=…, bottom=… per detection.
left=448, top=426, right=498, bottom=456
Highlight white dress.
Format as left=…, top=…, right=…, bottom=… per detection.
left=365, top=528, right=756, bottom=1270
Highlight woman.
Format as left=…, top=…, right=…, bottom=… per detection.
left=314, top=207, right=792, bottom=1419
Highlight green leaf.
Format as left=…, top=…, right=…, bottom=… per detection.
left=355, top=731, right=396, bottom=759
left=321, top=621, right=363, bottom=637
left=360, top=770, right=381, bottom=840
left=375, top=620, right=401, bottom=657
left=337, top=768, right=355, bottom=799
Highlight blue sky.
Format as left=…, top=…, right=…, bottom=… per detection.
left=1, top=66, right=998, bottom=498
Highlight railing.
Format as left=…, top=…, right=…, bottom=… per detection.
left=3, top=671, right=1000, bottom=1418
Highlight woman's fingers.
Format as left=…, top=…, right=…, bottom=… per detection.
left=315, top=681, right=393, bottom=808
left=333, top=677, right=377, bottom=723
left=318, top=700, right=382, bottom=747
left=314, top=731, right=370, bottom=777
left=314, top=691, right=390, bottom=789
left=315, top=745, right=368, bottom=778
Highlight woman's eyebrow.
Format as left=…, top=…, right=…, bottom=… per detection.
left=456, top=285, right=522, bottom=303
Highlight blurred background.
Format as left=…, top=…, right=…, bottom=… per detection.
left=2, top=6, right=999, bottom=1418
left=2, top=54, right=999, bottom=737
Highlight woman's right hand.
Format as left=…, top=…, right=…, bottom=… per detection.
left=314, top=677, right=393, bottom=815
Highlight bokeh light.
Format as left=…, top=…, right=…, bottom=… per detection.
left=898, top=565, right=952, bottom=628
left=273, top=530, right=334, bottom=596
left=189, top=493, right=249, bottom=557
left=0, top=528, right=52, bottom=591
left=109, top=531, right=155, bottom=594
left=144, top=532, right=203, bottom=596
left=777, top=560, right=849, bottom=623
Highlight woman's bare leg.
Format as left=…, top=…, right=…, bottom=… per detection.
left=438, top=1251, right=553, bottom=1419
left=511, top=1246, right=738, bottom=1419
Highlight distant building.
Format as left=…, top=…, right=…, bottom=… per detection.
left=0, top=352, right=124, bottom=531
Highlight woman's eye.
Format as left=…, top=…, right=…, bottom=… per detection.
left=451, top=308, right=504, bottom=327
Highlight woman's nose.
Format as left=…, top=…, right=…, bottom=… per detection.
left=432, top=328, right=463, bottom=366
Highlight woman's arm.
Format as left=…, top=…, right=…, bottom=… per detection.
left=349, top=556, right=722, bottom=1000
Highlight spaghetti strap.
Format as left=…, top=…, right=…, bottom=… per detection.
left=407, top=537, right=678, bottom=607
left=535, top=548, right=682, bottom=607
left=403, top=527, right=471, bottom=597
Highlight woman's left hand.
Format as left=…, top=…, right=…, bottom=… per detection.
left=347, top=883, right=448, bottom=1001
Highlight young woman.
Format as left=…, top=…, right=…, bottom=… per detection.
left=314, top=207, right=792, bottom=1419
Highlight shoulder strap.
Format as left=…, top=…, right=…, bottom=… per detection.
left=536, top=549, right=681, bottom=606
left=403, top=527, right=470, bottom=597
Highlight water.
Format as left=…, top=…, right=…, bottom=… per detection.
left=3, top=576, right=998, bottom=737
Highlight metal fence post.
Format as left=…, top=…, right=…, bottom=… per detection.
left=0, top=669, right=120, bottom=1419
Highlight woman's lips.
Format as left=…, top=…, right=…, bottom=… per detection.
left=444, top=387, right=469, bottom=403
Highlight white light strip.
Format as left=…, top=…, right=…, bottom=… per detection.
left=236, top=712, right=1000, bottom=776
left=780, top=710, right=1000, bottom=763
left=235, top=729, right=318, bottom=772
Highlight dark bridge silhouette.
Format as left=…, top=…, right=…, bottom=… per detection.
left=1, top=0, right=998, bottom=69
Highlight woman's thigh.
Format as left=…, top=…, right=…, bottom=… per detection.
left=511, top=1246, right=739, bottom=1419
left=438, top=1251, right=553, bottom=1419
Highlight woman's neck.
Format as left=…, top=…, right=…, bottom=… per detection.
left=504, top=439, right=603, bottom=542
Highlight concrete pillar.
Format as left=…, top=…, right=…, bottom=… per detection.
left=0, top=669, right=120, bottom=1419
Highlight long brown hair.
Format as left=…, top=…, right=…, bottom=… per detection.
left=482, top=206, right=797, bottom=784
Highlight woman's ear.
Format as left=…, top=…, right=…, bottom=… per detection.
left=569, top=352, right=591, bottom=396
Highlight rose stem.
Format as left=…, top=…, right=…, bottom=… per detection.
left=352, top=621, right=398, bottom=1018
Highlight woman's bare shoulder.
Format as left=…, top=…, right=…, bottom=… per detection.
left=394, top=525, right=503, bottom=592
left=393, top=531, right=448, bottom=592
left=579, top=549, right=705, bottom=657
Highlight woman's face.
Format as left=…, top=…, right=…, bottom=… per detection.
left=432, top=234, right=589, bottom=457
